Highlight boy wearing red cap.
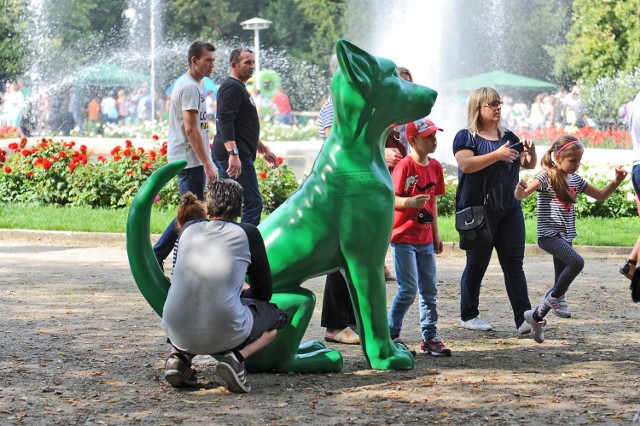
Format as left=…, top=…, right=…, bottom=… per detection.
left=387, top=117, right=451, bottom=356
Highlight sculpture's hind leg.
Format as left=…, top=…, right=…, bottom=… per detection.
left=245, top=287, right=343, bottom=373
left=342, top=257, right=415, bottom=370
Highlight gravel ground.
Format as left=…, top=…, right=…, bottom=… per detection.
left=1, top=231, right=639, bottom=425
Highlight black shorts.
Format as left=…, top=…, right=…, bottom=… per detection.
left=233, top=298, right=287, bottom=351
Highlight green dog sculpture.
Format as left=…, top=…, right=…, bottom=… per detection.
left=126, top=39, right=437, bottom=373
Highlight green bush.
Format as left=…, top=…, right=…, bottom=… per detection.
left=255, top=157, right=301, bottom=214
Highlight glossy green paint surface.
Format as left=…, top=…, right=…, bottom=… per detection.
left=126, top=39, right=437, bottom=373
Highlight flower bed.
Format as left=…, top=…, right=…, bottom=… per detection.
left=0, top=136, right=300, bottom=213
left=518, top=126, right=631, bottom=149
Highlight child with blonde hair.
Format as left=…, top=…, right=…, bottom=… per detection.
left=515, top=135, right=627, bottom=343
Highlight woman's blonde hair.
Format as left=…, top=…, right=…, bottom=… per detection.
left=176, top=192, right=207, bottom=233
left=540, top=134, right=584, bottom=203
left=466, top=87, right=504, bottom=136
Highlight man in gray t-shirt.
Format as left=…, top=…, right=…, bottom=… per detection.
left=162, top=180, right=287, bottom=393
left=153, top=41, right=218, bottom=269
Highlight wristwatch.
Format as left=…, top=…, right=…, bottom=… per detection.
left=227, top=147, right=239, bottom=156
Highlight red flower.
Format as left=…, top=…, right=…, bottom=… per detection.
left=31, top=147, right=38, bottom=154
left=79, top=155, right=88, bottom=165
left=79, top=144, right=87, bottom=153
left=148, top=150, right=156, bottom=160
left=125, top=140, right=133, bottom=148
left=97, top=155, right=107, bottom=163
left=123, top=148, right=132, bottom=157
left=21, top=149, right=30, bottom=157
left=137, top=147, right=145, bottom=154
left=142, top=162, right=152, bottom=170
left=113, top=155, right=122, bottom=162
left=58, top=151, right=67, bottom=158
left=126, top=169, right=134, bottom=177
left=111, top=146, right=122, bottom=156
left=33, top=157, right=43, bottom=166
left=258, top=172, right=268, bottom=179
left=8, top=142, right=18, bottom=150
left=25, top=170, right=34, bottom=178
left=39, top=141, right=48, bottom=149
left=3, top=166, right=11, bottom=173
left=159, top=146, right=167, bottom=155
left=51, top=155, right=59, bottom=162
left=152, top=134, right=159, bottom=141
left=42, top=159, right=52, bottom=170
left=277, top=157, right=284, bottom=165
left=67, top=163, right=76, bottom=172
left=0, top=154, right=5, bottom=163
left=20, top=137, right=27, bottom=148
left=64, top=141, right=76, bottom=148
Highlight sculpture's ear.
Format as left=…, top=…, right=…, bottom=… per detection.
left=335, top=39, right=376, bottom=98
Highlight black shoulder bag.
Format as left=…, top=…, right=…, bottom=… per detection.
left=454, top=133, right=501, bottom=250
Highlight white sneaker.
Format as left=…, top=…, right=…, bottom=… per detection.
left=544, top=294, right=572, bottom=318
left=517, top=321, right=531, bottom=336
left=460, top=316, right=493, bottom=331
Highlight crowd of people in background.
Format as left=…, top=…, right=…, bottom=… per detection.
left=0, top=80, right=171, bottom=137
left=0, top=77, right=300, bottom=138
left=498, top=85, right=590, bottom=131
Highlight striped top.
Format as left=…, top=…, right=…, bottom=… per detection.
left=536, top=171, right=587, bottom=241
left=317, top=95, right=333, bottom=139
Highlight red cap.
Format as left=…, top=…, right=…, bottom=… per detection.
left=405, top=117, right=443, bottom=139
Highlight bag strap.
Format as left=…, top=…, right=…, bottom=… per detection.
left=455, top=131, right=501, bottom=211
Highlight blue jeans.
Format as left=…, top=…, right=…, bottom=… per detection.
left=460, top=206, right=531, bottom=328
left=388, top=242, right=438, bottom=341
left=214, top=159, right=263, bottom=226
left=153, top=166, right=206, bottom=265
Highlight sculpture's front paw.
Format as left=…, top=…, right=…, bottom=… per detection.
left=367, top=341, right=415, bottom=370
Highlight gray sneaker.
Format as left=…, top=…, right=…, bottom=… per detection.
left=216, top=351, right=251, bottom=393
left=460, top=316, right=493, bottom=331
left=517, top=320, right=531, bottom=336
left=545, top=294, right=571, bottom=318
left=164, top=354, right=198, bottom=388
left=523, top=310, right=546, bottom=343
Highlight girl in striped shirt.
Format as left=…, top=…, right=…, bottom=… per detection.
left=514, top=135, right=627, bottom=343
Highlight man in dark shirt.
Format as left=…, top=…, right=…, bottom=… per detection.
left=211, top=47, right=279, bottom=225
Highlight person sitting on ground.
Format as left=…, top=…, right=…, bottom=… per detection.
left=171, top=192, right=207, bottom=271
left=161, top=179, right=288, bottom=393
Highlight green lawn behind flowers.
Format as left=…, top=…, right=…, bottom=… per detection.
left=0, top=203, right=637, bottom=247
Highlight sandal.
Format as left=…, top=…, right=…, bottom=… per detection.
left=324, top=327, right=360, bottom=345
left=384, top=266, right=396, bottom=282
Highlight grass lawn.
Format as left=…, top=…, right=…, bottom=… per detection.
left=0, top=203, right=637, bottom=247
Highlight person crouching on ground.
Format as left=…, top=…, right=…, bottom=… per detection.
left=161, top=179, right=287, bottom=393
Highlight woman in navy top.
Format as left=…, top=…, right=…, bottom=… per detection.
left=452, top=87, right=537, bottom=334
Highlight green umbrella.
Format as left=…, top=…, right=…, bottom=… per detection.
left=444, top=71, right=556, bottom=91
left=70, top=62, right=150, bottom=87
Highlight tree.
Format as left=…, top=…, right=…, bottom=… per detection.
left=551, top=0, right=640, bottom=82
left=0, top=0, right=27, bottom=79
left=165, top=0, right=238, bottom=40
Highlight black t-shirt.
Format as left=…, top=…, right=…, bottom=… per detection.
left=453, top=129, right=521, bottom=211
left=212, top=76, right=260, bottom=164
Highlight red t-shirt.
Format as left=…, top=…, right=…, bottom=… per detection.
left=390, top=155, right=446, bottom=244
left=271, top=92, right=291, bottom=114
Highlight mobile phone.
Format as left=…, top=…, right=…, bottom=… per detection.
left=504, top=130, right=524, bottom=152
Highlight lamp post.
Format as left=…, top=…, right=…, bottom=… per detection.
left=240, top=17, right=272, bottom=90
